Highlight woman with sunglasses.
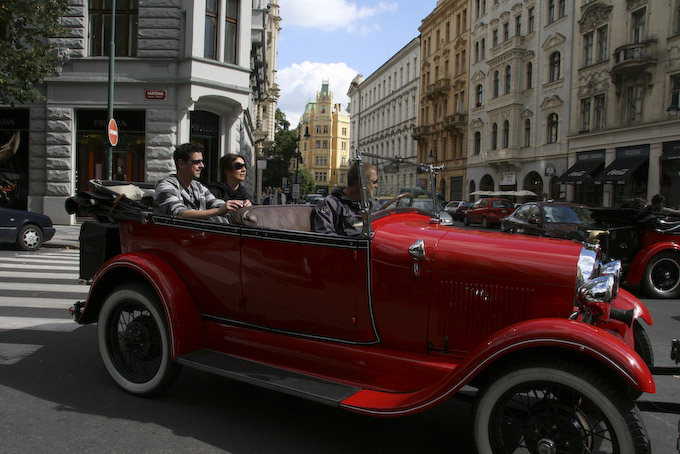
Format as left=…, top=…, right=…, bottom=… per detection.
left=208, top=154, right=253, bottom=212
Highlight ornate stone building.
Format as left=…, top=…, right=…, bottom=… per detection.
left=0, top=0, right=278, bottom=223
left=467, top=0, right=574, bottom=202
left=298, top=82, right=351, bottom=194
left=346, top=37, right=420, bottom=197
left=564, top=0, right=680, bottom=208
left=415, top=0, right=470, bottom=201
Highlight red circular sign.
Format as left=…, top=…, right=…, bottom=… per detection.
left=107, top=119, right=119, bottom=147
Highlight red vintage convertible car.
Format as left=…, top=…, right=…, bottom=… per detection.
left=66, top=157, right=656, bottom=453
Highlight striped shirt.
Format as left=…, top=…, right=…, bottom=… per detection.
left=153, top=175, right=225, bottom=217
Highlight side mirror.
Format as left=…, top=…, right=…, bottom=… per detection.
left=528, top=215, right=541, bottom=225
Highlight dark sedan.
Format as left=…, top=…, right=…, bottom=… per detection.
left=501, top=202, right=593, bottom=239
left=0, top=206, right=55, bottom=250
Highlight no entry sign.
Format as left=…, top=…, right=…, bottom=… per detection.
left=107, top=118, right=119, bottom=147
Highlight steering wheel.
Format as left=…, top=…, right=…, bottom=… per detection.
left=379, top=192, right=414, bottom=210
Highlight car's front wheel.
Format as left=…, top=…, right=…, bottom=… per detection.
left=474, top=359, right=650, bottom=454
left=641, top=251, right=680, bottom=298
left=16, top=224, right=43, bottom=251
left=481, top=217, right=489, bottom=229
left=98, top=283, right=180, bottom=396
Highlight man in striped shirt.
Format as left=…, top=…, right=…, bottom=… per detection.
left=153, top=143, right=231, bottom=221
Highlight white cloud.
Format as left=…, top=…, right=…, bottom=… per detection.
left=279, top=0, right=397, bottom=32
left=277, top=61, right=359, bottom=128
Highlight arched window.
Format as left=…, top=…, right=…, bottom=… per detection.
left=474, top=131, right=481, bottom=154
left=547, top=113, right=559, bottom=143
left=549, top=52, right=561, bottom=82
left=493, top=71, right=500, bottom=97
left=502, top=120, right=509, bottom=148
left=524, top=119, right=531, bottom=147
left=526, top=62, right=533, bottom=89
left=492, top=123, right=498, bottom=150
left=505, top=65, right=512, bottom=94
left=476, top=84, right=483, bottom=106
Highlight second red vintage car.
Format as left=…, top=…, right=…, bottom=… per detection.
left=464, top=197, right=514, bottom=228
left=66, top=156, right=656, bottom=453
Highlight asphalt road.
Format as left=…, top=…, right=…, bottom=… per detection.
left=0, top=245, right=678, bottom=453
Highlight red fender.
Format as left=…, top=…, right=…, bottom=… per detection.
left=626, top=241, right=680, bottom=286
left=340, top=318, right=655, bottom=416
left=80, top=252, right=204, bottom=359
left=601, top=288, right=653, bottom=347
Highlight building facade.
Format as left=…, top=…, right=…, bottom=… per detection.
left=467, top=0, right=574, bottom=202
left=298, top=82, right=351, bottom=194
left=0, top=0, right=278, bottom=224
left=346, top=37, right=420, bottom=197
left=564, top=0, right=680, bottom=208
left=415, top=0, right=470, bottom=201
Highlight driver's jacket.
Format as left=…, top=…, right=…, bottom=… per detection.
left=312, top=188, right=379, bottom=236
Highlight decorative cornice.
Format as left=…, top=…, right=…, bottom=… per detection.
left=540, top=95, right=564, bottom=110
left=578, top=4, right=612, bottom=33
left=542, top=33, right=566, bottom=51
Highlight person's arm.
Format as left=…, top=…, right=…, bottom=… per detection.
left=312, top=199, right=339, bottom=235
left=179, top=205, right=229, bottom=219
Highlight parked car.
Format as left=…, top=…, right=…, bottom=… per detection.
left=66, top=163, right=655, bottom=453
left=453, top=201, right=472, bottom=221
left=588, top=207, right=680, bottom=298
left=444, top=200, right=464, bottom=216
left=0, top=206, right=55, bottom=250
left=464, top=197, right=514, bottom=228
left=301, top=194, right=324, bottom=205
left=501, top=202, right=594, bottom=239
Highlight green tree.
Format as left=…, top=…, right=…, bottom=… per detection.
left=263, top=109, right=299, bottom=190
left=298, top=167, right=316, bottom=195
left=0, top=0, right=69, bottom=106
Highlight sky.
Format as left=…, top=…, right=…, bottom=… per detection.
left=276, top=0, right=439, bottom=128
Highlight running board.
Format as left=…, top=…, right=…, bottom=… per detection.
left=177, top=350, right=361, bottom=406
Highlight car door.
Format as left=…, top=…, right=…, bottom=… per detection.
left=469, top=199, right=486, bottom=223
left=525, top=204, right=543, bottom=236
left=0, top=207, right=18, bottom=243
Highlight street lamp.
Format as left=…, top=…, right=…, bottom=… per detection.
left=293, top=127, right=310, bottom=203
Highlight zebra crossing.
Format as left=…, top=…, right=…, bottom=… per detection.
left=0, top=249, right=89, bottom=365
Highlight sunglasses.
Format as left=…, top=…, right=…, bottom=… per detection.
left=186, top=159, right=203, bottom=165
left=233, top=162, right=247, bottom=170
left=370, top=178, right=379, bottom=184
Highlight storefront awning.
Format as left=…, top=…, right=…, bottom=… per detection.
left=594, top=155, right=648, bottom=185
left=556, top=159, right=603, bottom=184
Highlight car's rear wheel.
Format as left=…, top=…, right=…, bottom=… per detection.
left=16, top=224, right=43, bottom=251
left=98, top=283, right=180, bottom=396
left=641, top=251, right=680, bottom=298
left=481, top=217, right=489, bottom=229
left=474, top=359, right=650, bottom=454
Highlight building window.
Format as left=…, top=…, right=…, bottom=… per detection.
left=676, top=1, right=680, bottom=35
left=524, top=119, right=531, bottom=147
left=597, top=25, right=608, bottom=62
left=493, top=71, right=500, bottom=97
left=528, top=7, right=535, bottom=33
left=224, top=0, right=238, bottom=64
left=548, top=0, right=555, bottom=24
left=503, top=22, right=509, bottom=41
left=502, top=120, right=509, bottom=148
left=462, top=50, right=466, bottom=73
left=446, top=22, right=450, bottom=41
left=342, top=127, right=347, bottom=135
left=90, top=0, right=138, bottom=57
left=474, top=131, right=481, bottom=154
left=583, top=32, right=593, bottom=67
left=580, top=98, right=591, bottom=132
left=632, top=8, right=646, bottom=43
left=558, top=0, right=566, bottom=20
left=323, top=140, right=328, bottom=149
left=323, top=125, right=329, bottom=133
left=316, top=126, right=321, bottom=133
left=315, top=140, right=320, bottom=148
left=505, top=65, right=511, bottom=94
left=628, top=85, right=642, bottom=124
left=670, top=74, right=680, bottom=114
left=476, top=84, right=483, bottom=106
left=492, top=123, right=498, bottom=150
left=476, top=0, right=481, bottom=19
left=526, top=62, right=533, bottom=89
left=475, top=42, right=480, bottom=62
left=547, top=113, right=559, bottom=143
left=481, top=38, right=486, bottom=59
left=515, top=15, right=522, bottom=36
left=594, top=94, right=606, bottom=130
left=493, top=29, right=498, bottom=47
left=549, top=52, right=561, bottom=82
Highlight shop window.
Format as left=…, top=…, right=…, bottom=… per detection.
left=89, top=0, right=138, bottom=57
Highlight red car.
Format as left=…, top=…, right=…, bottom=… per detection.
left=67, top=166, right=655, bottom=453
left=464, top=197, right=514, bottom=228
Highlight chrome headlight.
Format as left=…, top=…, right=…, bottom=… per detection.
left=600, top=260, right=622, bottom=298
left=578, top=274, right=615, bottom=305
left=576, top=244, right=600, bottom=288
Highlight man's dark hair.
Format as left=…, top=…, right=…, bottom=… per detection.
left=347, top=161, right=376, bottom=187
left=219, top=153, right=247, bottom=182
left=173, top=143, right=203, bottom=166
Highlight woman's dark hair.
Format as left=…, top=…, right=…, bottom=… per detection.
left=219, top=154, right=247, bottom=182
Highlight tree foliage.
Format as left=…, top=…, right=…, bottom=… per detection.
left=0, top=0, right=70, bottom=106
left=263, top=109, right=305, bottom=193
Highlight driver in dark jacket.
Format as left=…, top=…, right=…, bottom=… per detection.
left=312, top=161, right=379, bottom=236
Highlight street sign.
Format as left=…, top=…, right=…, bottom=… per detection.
left=107, top=119, right=119, bottom=147
left=292, top=184, right=300, bottom=200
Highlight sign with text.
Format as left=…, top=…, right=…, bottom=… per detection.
left=145, top=90, right=166, bottom=100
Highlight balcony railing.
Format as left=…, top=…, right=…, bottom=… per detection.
left=412, top=126, right=429, bottom=138
left=611, top=40, right=657, bottom=74
left=425, top=78, right=450, bottom=99
left=444, top=113, right=467, bottom=130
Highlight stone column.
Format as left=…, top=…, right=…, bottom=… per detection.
left=43, top=107, right=75, bottom=224
left=145, top=109, right=178, bottom=184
